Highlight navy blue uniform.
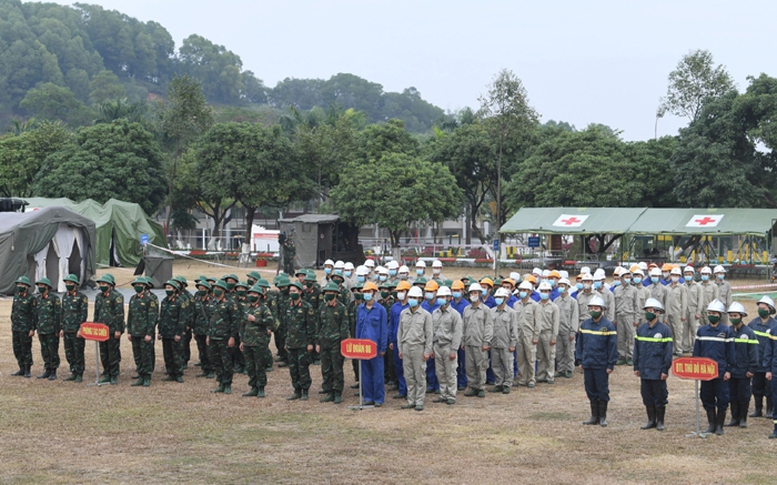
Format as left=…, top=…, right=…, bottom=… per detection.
left=355, top=302, right=387, bottom=405
left=576, top=317, right=618, bottom=402
left=633, top=320, right=673, bottom=407
left=693, top=323, right=735, bottom=411
left=450, top=297, right=470, bottom=389
left=389, top=300, right=408, bottom=397
left=764, top=327, right=777, bottom=432
left=748, top=316, right=776, bottom=411
left=729, top=324, right=759, bottom=402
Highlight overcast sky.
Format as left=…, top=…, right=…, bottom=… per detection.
left=53, top=0, right=776, bottom=141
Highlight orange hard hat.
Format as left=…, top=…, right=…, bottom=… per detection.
left=362, top=282, right=378, bottom=292
left=525, top=275, right=537, bottom=284
left=479, top=277, right=494, bottom=288
left=424, top=280, right=439, bottom=292
left=396, top=281, right=412, bottom=291
left=451, top=280, right=465, bottom=291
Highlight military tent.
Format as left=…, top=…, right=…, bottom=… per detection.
left=0, top=206, right=96, bottom=294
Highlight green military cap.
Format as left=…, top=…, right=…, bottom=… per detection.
left=173, top=275, right=187, bottom=286
left=276, top=276, right=291, bottom=287
left=494, top=278, right=503, bottom=286
left=212, top=280, right=229, bottom=291
left=97, top=274, right=115, bottom=285
left=205, top=276, right=217, bottom=283
left=413, top=277, right=427, bottom=286
left=195, top=280, right=212, bottom=290
left=36, top=277, right=52, bottom=288
left=443, top=279, right=454, bottom=287
left=256, top=278, right=270, bottom=288
left=351, top=282, right=364, bottom=291
left=331, top=272, right=344, bottom=282
left=322, top=282, right=340, bottom=293
left=142, top=276, right=155, bottom=288
left=247, top=271, right=262, bottom=281
left=248, top=284, right=265, bottom=294
left=195, top=274, right=209, bottom=283
left=304, top=271, right=317, bottom=283
left=289, top=281, right=304, bottom=291
left=15, top=276, right=31, bottom=286
left=235, top=281, right=249, bottom=289
left=385, top=280, right=397, bottom=288
left=378, top=280, right=391, bottom=289
left=131, top=276, right=147, bottom=286
left=225, top=274, right=239, bottom=282
left=165, top=279, right=180, bottom=290
left=63, top=274, right=80, bottom=284
left=295, top=268, right=308, bottom=277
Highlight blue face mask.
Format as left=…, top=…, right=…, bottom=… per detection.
left=389, top=269, right=397, bottom=276
left=324, top=267, right=332, bottom=275
left=362, top=292, right=373, bottom=301
left=379, top=275, right=387, bottom=282
left=344, top=271, right=352, bottom=278
left=549, top=279, right=556, bottom=287
left=425, top=292, right=435, bottom=301
left=651, top=277, right=659, bottom=284
left=416, top=269, right=424, bottom=276
left=357, top=276, right=365, bottom=283
left=633, top=277, right=642, bottom=284
left=407, top=298, right=419, bottom=308
left=334, top=269, right=342, bottom=276
left=576, top=283, right=583, bottom=290
left=452, top=291, right=462, bottom=300
left=593, top=281, right=602, bottom=290
left=494, top=297, right=505, bottom=307
left=559, top=286, right=566, bottom=294
left=622, top=278, right=631, bottom=285
left=613, top=280, right=621, bottom=287
left=540, top=293, right=549, bottom=301
left=717, top=274, right=724, bottom=280
left=436, top=297, right=447, bottom=307
left=701, top=275, right=709, bottom=281
left=519, top=291, right=528, bottom=299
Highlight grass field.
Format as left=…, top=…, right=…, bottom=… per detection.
left=1, top=261, right=776, bottom=484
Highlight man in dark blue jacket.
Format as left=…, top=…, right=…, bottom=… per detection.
left=633, top=298, right=673, bottom=431
left=725, top=302, right=759, bottom=428
left=764, top=321, right=777, bottom=438
left=576, top=295, right=618, bottom=427
left=356, top=282, right=388, bottom=406
left=748, top=296, right=776, bottom=418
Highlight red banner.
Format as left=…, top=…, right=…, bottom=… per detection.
left=341, top=338, right=378, bottom=360
left=80, top=322, right=110, bottom=342
left=672, top=357, right=719, bottom=381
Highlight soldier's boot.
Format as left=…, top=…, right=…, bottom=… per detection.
left=598, top=400, right=609, bottom=427
left=739, top=401, right=749, bottom=428
left=47, top=370, right=57, bottom=381
left=74, top=374, right=83, bottom=383
left=766, top=396, right=774, bottom=416
left=333, top=392, right=342, bottom=404
left=23, top=366, right=32, bottom=378
left=175, top=376, right=184, bottom=383
left=749, top=395, right=763, bottom=418
left=655, top=406, right=666, bottom=431
left=143, top=376, right=151, bottom=387
left=110, top=376, right=117, bottom=385
left=243, top=387, right=259, bottom=397
left=320, top=392, right=335, bottom=403
left=131, top=377, right=145, bottom=387
left=640, top=405, right=657, bottom=430
left=583, top=399, right=599, bottom=425
left=223, top=384, right=232, bottom=395
left=770, top=424, right=777, bottom=439
left=196, top=371, right=210, bottom=378
left=287, top=390, right=301, bottom=401
left=703, top=409, right=717, bottom=434
left=63, top=373, right=77, bottom=382
left=11, top=365, right=24, bottom=377
left=257, top=387, right=265, bottom=398
left=37, top=368, right=51, bottom=379
left=300, top=390, right=309, bottom=401
left=99, top=375, right=111, bottom=384
left=715, top=408, right=726, bottom=435
left=162, top=375, right=176, bottom=382
left=725, top=401, right=740, bottom=427
left=211, top=383, right=225, bottom=393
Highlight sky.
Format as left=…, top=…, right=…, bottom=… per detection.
left=52, top=0, right=777, bottom=141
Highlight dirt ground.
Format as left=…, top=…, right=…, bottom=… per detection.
left=1, top=261, right=776, bottom=484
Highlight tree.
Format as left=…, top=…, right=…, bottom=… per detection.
left=662, top=49, right=736, bottom=122
left=0, top=121, right=71, bottom=197
left=156, top=75, right=213, bottom=234
left=33, top=120, right=166, bottom=214
left=89, top=70, right=127, bottom=104
left=331, top=153, right=462, bottom=257
left=19, top=82, right=93, bottom=126
left=94, top=98, right=148, bottom=125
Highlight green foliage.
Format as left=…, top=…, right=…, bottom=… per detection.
left=89, top=70, right=127, bottom=104
left=19, top=82, right=93, bottom=126
left=663, top=49, right=736, bottom=121
left=94, top=98, right=148, bottom=125
left=0, top=120, right=71, bottom=197
left=33, top=120, right=166, bottom=214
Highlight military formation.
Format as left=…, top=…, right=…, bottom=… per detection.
left=8, top=259, right=777, bottom=438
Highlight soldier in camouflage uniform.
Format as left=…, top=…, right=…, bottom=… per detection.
left=127, top=276, right=158, bottom=387
left=141, top=276, right=159, bottom=372
left=61, top=274, right=88, bottom=382
left=255, top=278, right=276, bottom=373
left=317, top=282, right=350, bottom=404
left=208, top=280, right=240, bottom=394
left=241, top=285, right=275, bottom=397
left=285, top=281, right=316, bottom=401
left=173, top=276, right=194, bottom=369
left=193, top=278, right=214, bottom=378
left=274, top=276, right=291, bottom=367
left=246, top=271, right=262, bottom=288
left=159, top=280, right=186, bottom=383
left=35, top=277, right=61, bottom=380
left=331, top=273, right=351, bottom=305
left=231, top=281, right=250, bottom=374
left=303, top=270, right=322, bottom=365
left=282, top=234, right=296, bottom=275
left=11, top=276, right=36, bottom=378
left=94, top=274, right=124, bottom=385
left=348, top=282, right=364, bottom=386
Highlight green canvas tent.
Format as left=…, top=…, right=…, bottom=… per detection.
left=629, top=208, right=777, bottom=236
left=23, top=197, right=166, bottom=267
left=500, top=207, right=648, bottom=235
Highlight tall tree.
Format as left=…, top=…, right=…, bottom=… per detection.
left=662, top=49, right=736, bottom=122
left=0, top=121, right=70, bottom=197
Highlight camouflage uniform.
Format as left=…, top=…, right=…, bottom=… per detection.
left=273, top=290, right=290, bottom=363
left=285, top=298, right=316, bottom=394
left=61, top=288, right=89, bottom=377
left=127, top=290, right=158, bottom=381
left=36, top=291, right=61, bottom=374
left=178, top=289, right=195, bottom=366
left=11, top=288, right=37, bottom=370
left=282, top=239, right=296, bottom=275
left=208, top=296, right=240, bottom=386
left=317, top=299, right=350, bottom=396
left=347, top=296, right=362, bottom=380
left=94, top=289, right=125, bottom=379
left=192, top=293, right=213, bottom=374
left=242, top=300, right=275, bottom=390
left=159, top=294, right=186, bottom=379
left=231, top=293, right=247, bottom=372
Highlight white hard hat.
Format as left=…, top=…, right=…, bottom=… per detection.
left=700, top=266, right=712, bottom=274
left=356, top=265, right=369, bottom=276
left=538, top=282, right=552, bottom=291
left=644, top=298, right=664, bottom=312
left=494, top=287, right=511, bottom=298
left=558, top=278, right=571, bottom=286
left=588, top=295, right=606, bottom=309
left=437, top=286, right=451, bottom=297
left=468, top=283, right=484, bottom=293
left=684, top=266, right=695, bottom=274
left=613, top=267, right=623, bottom=276
left=757, top=295, right=776, bottom=313
left=533, top=267, right=542, bottom=276
left=432, top=260, right=443, bottom=268
left=580, top=266, right=591, bottom=275
left=399, top=265, right=409, bottom=274
left=619, top=267, right=631, bottom=275
left=386, top=260, right=399, bottom=270
left=324, top=259, right=335, bottom=267
left=581, top=273, right=594, bottom=282
left=670, top=267, right=682, bottom=276
left=334, top=260, right=344, bottom=269
left=407, top=286, right=423, bottom=298
left=560, top=270, right=569, bottom=278
left=713, top=265, right=726, bottom=274
left=377, top=266, right=389, bottom=275
left=344, top=262, right=355, bottom=270
left=518, top=281, right=534, bottom=291
left=542, top=269, right=551, bottom=277
left=416, top=260, right=427, bottom=268
left=510, top=272, right=521, bottom=281
left=593, top=270, right=606, bottom=281
left=707, top=299, right=726, bottom=313
left=364, top=259, right=375, bottom=268
left=649, top=268, right=662, bottom=277
left=632, top=268, right=644, bottom=276
left=727, top=302, right=747, bottom=316
left=638, top=262, right=648, bottom=271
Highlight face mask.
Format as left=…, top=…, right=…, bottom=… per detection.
left=380, top=291, right=390, bottom=299
left=213, top=288, right=224, bottom=297
left=399, top=273, right=408, bottom=280
left=613, top=280, right=621, bottom=287
left=452, top=291, right=461, bottom=299
left=436, top=297, right=447, bottom=307
left=519, top=291, right=528, bottom=299
left=248, top=295, right=259, bottom=303
left=389, top=269, right=397, bottom=276
left=344, top=271, right=352, bottom=278
left=671, top=276, right=679, bottom=283
left=133, top=285, right=145, bottom=294
left=379, top=275, right=387, bottom=282
left=494, top=297, right=505, bottom=306
left=701, top=275, right=709, bottom=281
left=717, top=274, right=725, bottom=280
left=685, top=275, right=693, bottom=283
left=645, top=311, right=656, bottom=321
left=549, top=280, right=556, bottom=287
left=304, top=282, right=313, bottom=289
left=576, top=283, right=583, bottom=290
left=66, top=284, right=77, bottom=292
left=708, top=314, right=720, bottom=324
left=324, top=267, right=332, bottom=275
left=237, top=290, right=247, bottom=297
left=281, top=287, right=290, bottom=295
left=17, top=285, right=27, bottom=293
left=247, top=279, right=256, bottom=286
left=593, top=281, right=602, bottom=290
left=99, top=285, right=110, bottom=293
left=433, top=269, right=441, bottom=275
left=424, top=292, right=435, bottom=301
left=590, top=310, right=602, bottom=319
left=334, top=270, right=343, bottom=276
left=324, top=293, right=336, bottom=302
left=730, top=317, right=742, bottom=325
left=397, top=291, right=407, bottom=301
left=758, top=308, right=770, bottom=318
left=416, top=269, right=424, bottom=276
left=354, top=293, right=363, bottom=301
left=197, top=290, right=207, bottom=297
left=470, top=295, right=480, bottom=303
left=37, top=286, right=47, bottom=294
left=289, top=292, right=300, bottom=301
left=226, top=282, right=236, bottom=291
left=662, top=272, right=670, bottom=279
left=408, top=298, right=419, bottom=308
left=165, top=289, right=175, bottom=297
left=651, top=277, right=659, bottom=284
left=362, top=292, right=373, bottom=302
left=357, top=276, right=366, bottom=283
left=540, top=293, right=549, bottom=301
left=583, top=283, right=592, bottom=290
left=633, top=277, right=642, bottom=284
left=622, top=278, right=631, bottom=285
left=559, top=286, right=567, bottom=294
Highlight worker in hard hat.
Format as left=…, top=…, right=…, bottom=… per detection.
left=398, top=286, right=433, bottom=411
left=462, top=283, right=494, bottom=398
left=665, top=267, right=688, bottom=357
left=633, top=298, right=673, bottom=431
left=593, top=271, right=615, bottom=322
left=576, top=273, right=597, bottom=327
left=389, top=281, right=411, bottom=400
left=660, top=263, right=674, bottom=286
left=535, top=282, right=560, bottom=384
left=693, top=299, right=735, bottom=436
left=576, top=295, right=618, bottom=427
left=724, top=302, right=759, bottom=429
left=682, top=266, right=703, bottom=354
left=430, top=260, right=445, bottom=284
left=699, top=266, right=719, bottom=325
left=647, top=268, right=668, bottom=323
left=714, top=266, right=732, bottom=326
left=748, top=296, right=776, bottom=418
left=450, top=280, right=470, bottom=391
left=614, top=267, right=639, bottom=366
left=320, top=259, right=335, bottom=286
left=489, top=288, right=518, bottom=394
left=355, top=281, right=388, bottom=406
left=555, top=278, right=579, bottom=379
left=422, top=280, right=441, bottom=393
left=431, top=286, right=463, bottom=405
left=763, top=308, right=777, bottom=438
left=412, top=260, right=427, bottom=283
left=479, top=277, right=497, bottom=308
left=514, top=281, right=540, bottom=388
left=631, top=268, right=648, bottom=312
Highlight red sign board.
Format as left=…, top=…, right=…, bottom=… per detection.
left=341, top=338, right=378, bottom=360
left=672, top=357, right=719, bottom=381
left=80, top=322, right=110, bottom=342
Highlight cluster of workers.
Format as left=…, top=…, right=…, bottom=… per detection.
left=8, top=259, right=777, bottom=437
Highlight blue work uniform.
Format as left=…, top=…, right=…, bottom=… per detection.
left=763, top=326, right=777, bottom=432
left=693, top=323, right=735, bottom=411
left=633, top=320, right=673, bottom=407
left=576, top=316, right=618, bottom=402
left=450, top=297, right=470, bottom=389
left=728, top=324, right=759, bottom=406
left=356, top=302, right=388, bottom=405
left=748, top=316, right=776, bottom=407
left=389, top=300, right=409, bottom=397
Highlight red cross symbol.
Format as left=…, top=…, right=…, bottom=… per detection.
left=561, top=217, right=581, bottom=225
left=695, top=217, right=717, bottom=226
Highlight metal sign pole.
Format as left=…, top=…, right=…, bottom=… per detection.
left=685, top=379, right=708, bottom=439
left=94, top=341, right=101, bottom=386
left=348, top=358, right=374, bottom=411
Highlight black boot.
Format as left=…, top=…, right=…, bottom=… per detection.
left=37, top=368, right=51, bottom=379
left=767, top=396, right=774, bottom=416
left=703, top=409, right=716, bottom=434
left=598, top=400, right=609, bottom=427
left=739, top=401, right=749, bottom=428
left=583, top=399, right=599, bottom=425
left=725, top=401, right=740, bottom=427
left=640, top=405, right=657, bottom=430
left=24, top=365, right=32, bottom=378
left=47, top=370, right=57, bottom=380
left=11, top=365, right=24, bottom=377
left=655, top=406, right=666, bottom=431
left=715, top=408, right=726, bottom=435
left=750, top=395, right=763, bottom=418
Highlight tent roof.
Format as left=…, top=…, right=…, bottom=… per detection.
left=279, top=214, right=340, bottom=224
left=500, top=207, right=648, bottom=235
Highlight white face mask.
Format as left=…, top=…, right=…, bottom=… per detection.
left=671, top=276, right=680, bottom=283
left=397, top=291, right=406, bottom=301
left=469, top=295, right=480, bottom=303
left=433, top=268, right=441, bottom=274
left=583, top=283, right=592, bottom=290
